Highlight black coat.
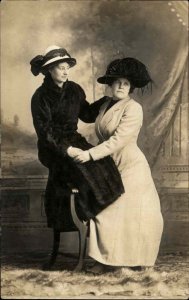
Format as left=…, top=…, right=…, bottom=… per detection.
left=31, top=74, right=124, bottom=231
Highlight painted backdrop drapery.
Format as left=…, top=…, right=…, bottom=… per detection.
left=138, top=41, right=188, bottom=167
left=79, top=1, right=188, bottom=169
left=129, top=1, right=188, bottom=167
left=138, top=1, right=188, bottom=166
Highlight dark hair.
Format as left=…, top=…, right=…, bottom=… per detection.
left=108, top=77, right=135, bottom=94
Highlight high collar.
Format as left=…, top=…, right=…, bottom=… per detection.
left=42, top=73, right=68, bottom=95
left=112, top=95, right=131, bottom=102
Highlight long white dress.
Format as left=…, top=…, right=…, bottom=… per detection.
left=88, top=97, right=164, bottom=267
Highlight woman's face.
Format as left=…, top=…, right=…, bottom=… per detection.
left=49, top=62, right=70, bottom=83
left=111, top=78, right=131, bottom=100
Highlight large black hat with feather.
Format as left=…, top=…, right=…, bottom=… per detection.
left=97, top=57, right=152, bottom=88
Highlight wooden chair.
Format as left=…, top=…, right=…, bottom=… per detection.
left=43, top=188, right=88, bottom=271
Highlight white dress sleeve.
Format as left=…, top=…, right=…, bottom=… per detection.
left=89, top=103, right=143, bottom=161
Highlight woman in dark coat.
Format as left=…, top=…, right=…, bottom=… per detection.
left=30, top=45, right=124, bottom=231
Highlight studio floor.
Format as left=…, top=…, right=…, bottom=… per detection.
left=1, top=252, right=189, bottom=299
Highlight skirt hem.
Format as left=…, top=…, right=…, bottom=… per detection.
left=88, top=253, right=155, bottom=267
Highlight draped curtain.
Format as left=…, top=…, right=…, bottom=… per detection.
left=134, top=1, right=188, bottom=167
left=81, top=1, right=188, bottom=169
left=86, top=1, right=189, bottom=169
left=138, top=43, right=188, bottom=168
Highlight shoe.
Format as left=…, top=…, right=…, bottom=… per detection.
left=129, top=266, right=142, bottom=271
left=85, top=262, right=107, bottom=275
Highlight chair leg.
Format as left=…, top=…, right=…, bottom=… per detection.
left=74, top=227, right=88, bottom=271
left=51, top=229, right=61, bottom=261
left=42, top=229, right=60, bottom=270
left=70, top=193, right=88, bottom=271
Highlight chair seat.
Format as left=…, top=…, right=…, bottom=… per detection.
left=71, top=188, right=79, bottom=194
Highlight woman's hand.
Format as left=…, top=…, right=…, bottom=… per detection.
left=74, top=151, right=91, bottom=163
left=67, top=146, right=83, bottom=158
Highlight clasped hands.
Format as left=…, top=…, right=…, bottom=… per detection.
left=67, top=146, right=91, bottom=163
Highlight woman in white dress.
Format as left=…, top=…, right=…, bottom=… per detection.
left=68, top=58, right=164, bottom=273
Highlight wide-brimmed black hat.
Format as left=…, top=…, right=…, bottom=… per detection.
left=30, top=45, right=76, bottom=76
left=97, top=57, right=152, bottom=88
